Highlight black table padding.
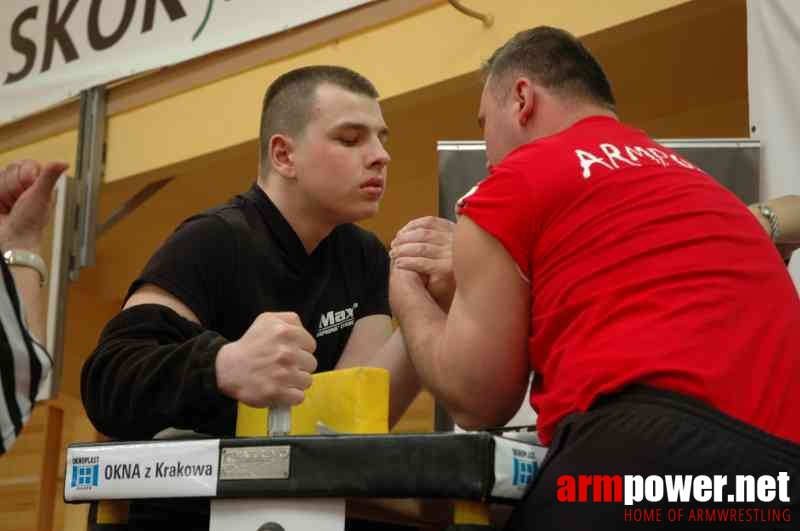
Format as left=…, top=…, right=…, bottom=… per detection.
left=218, top=433, right=496, bottom=500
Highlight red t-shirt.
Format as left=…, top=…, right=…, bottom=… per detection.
left=459, top=116, right=800, bottom=445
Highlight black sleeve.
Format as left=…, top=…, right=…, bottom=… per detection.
left=80, top=304, right=236, bottom=440
left=126, top=214, right=236, bottom=329
left=359, top=233, right=391, bottom=318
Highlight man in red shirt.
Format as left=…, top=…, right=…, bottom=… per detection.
left=390, top=26, right=800, bottom=528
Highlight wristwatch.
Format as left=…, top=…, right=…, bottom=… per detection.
left=3, top=249, right=48, bottom=286
left=757, top=204, right=780, bottom=242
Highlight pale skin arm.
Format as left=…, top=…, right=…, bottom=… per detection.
left=390, top=216, right=531, bottom=429
left=124, top=284, right=200, bottom=322
left=337, top=217, right=458, bottom=426
left=336, top=317, right=420, bottom=427
left=0, top=160, right=69, bottom=342
left=749, top=195, right=800, bottom=259
left=336, top=220, right=459, bottom=426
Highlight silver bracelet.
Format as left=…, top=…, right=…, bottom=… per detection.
left=3, top=249, right=48, bottom=286
left=757, top=204, right=781, bottom=242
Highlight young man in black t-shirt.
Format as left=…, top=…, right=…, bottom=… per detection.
left=81, top=66, right=449, bottom=529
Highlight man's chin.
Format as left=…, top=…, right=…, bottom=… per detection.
left=342, top=202, right=380, bottom=224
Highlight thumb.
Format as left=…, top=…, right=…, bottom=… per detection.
left=30, top=162, right=68, bottom=196
left=18, top=161, right=68, bottom=210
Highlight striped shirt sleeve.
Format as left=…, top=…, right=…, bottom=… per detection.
left=0, top=257, right=52, bottom=455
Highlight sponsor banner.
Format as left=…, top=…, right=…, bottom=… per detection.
left=491, top=435, right=548, bottom=499
left=0, top=0, right=376, bottom=126
left=64, top=439, right=220, bottom=501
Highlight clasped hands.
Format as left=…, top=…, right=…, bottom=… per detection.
left=389, top=216, right=456, bottom=314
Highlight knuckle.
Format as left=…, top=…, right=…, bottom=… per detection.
left=301, top=338, right=316, bottom=355
left=288, top=391, right=305, bottom=406
left=271, top=367, right=290, bottom=384
left=272, top=322, right=291, bottom=339
left=258, top=382, right=278, bottom=402
left=300, top=374, right=313, bottom=390
left=274, top=347, right=295, bottom=364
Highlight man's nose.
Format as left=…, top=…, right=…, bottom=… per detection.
left=368, top=138, right=391, bottom=167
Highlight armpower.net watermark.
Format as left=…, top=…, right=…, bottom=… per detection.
left=557, top=473, right=792, bottom=524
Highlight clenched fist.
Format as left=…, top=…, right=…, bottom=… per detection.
left=215, top=312, right=318, bottom=408
left=0, top=160, right=68, bottom=251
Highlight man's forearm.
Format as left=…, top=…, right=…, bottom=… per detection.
left=362, top=330, right=422, bottom=426
left=392, top=286, right=463, bottom=416
left=751, top=195, right=800, bottom=245
left=393, top=282, right=495, bottom=429
left=765, top=195, right=800, bottom=244
left=339, top=327, right=421, bottom=426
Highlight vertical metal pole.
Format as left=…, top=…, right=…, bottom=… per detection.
left=73, top=86, right=106, bottom=277
left=43, top=86, right=106, bottom=396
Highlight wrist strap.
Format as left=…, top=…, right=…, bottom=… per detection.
left=3, top=249, right=48, bottom=286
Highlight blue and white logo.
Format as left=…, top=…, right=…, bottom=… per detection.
left=70, top=457, right=100, bottom=490
left=512, top=456, right=537, bottom=486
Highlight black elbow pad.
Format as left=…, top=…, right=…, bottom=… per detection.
left=81, top=304, right=234, bottom=439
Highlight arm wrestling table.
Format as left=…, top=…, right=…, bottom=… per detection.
left=65, top=368, right=547, bottom=531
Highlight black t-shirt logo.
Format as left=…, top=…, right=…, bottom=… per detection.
left=316, top=302, right=358, bottom=338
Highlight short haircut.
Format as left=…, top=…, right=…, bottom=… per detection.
left=483, top=26, right=616, bottom=111
left=259, top=65, right=380, bottom=174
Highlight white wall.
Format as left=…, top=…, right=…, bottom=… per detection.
left=748, top=0, right=800, bottom=288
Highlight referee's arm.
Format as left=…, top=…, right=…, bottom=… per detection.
left=0, top=159, right=65, bottom=455
left=748, top=195, right=800, bottom=263
left=0, top=259, right=52, bottom=455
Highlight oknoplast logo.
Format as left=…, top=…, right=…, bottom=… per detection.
left=70, top=456, right=100, bottom=490
left=512, top=454, right=537, bottom=487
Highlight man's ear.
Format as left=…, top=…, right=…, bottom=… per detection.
left=513, top=77, right=535, bottom=127
left=269, top=134, right=297, bottom=179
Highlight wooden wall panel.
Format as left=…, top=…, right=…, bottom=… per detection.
left=0, top=407, right=48, bottom=531
left=0, top=395, right=94, bottom=531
